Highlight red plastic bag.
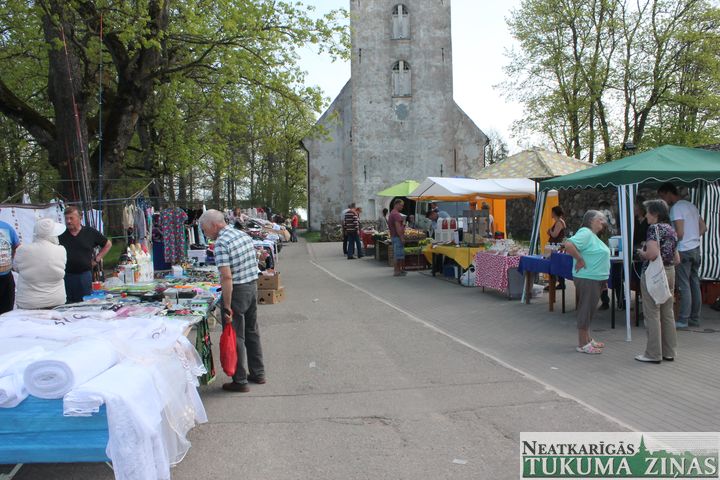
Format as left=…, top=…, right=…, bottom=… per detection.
left=220, top=323, right=237, bottom=377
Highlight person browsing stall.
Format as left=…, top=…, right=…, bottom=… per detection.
left=377, top=208, right=389, bottom=233
left=388, top=199, right=406, bottom=277
left=15, top=218, right=67, bottom=309
left=547, top=206, right=567, bottom=243
left=657, top=182, right=707, bottom=328
left=0, top=220, right=20, bottom=314
left=199, top=209, right=265, bottom=393
left=59, top=206, right=111, bottom=303
left=564, top=210, right=610, bottom=355
left=343, top=206, right=362, bottom=259
left=634, top=199, right=679, bottom=363
left=425, top=207, right=450, bottom=238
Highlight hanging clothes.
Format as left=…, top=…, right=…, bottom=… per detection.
left=122, top=204, right=136, bottom=231
left=160, top=207, right=188, bottom=264
left=133, top=205, right=146, bottom=244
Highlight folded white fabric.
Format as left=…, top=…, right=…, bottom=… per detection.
left=24, top=339, right=119, bottom=399
left=65, top=361, right=174, bottom=480
left=0, top=375, right=26, bottom=408
left=0, top=346, right=49, bottom=408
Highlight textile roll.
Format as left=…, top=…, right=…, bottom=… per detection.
left=24, top=340, right=119, bottom=399
left=0, top=375, right=25, bottom=408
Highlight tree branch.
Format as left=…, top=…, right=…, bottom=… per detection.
left=0, top=77, right=56, bottom=150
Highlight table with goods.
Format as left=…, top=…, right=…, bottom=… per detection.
left=371, top=228, right=430, bottom=270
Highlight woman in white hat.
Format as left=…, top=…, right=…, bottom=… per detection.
left=14, top=218, right=67, bottom=309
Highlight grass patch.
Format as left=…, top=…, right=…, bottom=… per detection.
left=300, top=230, right=321, bottom=243
left=103, top=241, right=126, bottom=270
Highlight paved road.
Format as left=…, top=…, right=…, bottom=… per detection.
left=9, top=237, right=719, bottom=479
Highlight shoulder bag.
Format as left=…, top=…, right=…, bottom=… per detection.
left=644, top=224, right=673, bottom=305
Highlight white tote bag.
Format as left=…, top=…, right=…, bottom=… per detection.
left=644, top=225, right=673, bottom=305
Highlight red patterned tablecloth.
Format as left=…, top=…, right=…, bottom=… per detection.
left=474, top=252, right=521, bottom=292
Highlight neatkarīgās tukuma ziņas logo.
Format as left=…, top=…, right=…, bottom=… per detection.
left=520, top=432, right=720, bottom=479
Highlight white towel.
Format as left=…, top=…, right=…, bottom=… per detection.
left=24, top=339, right=119, bottom=399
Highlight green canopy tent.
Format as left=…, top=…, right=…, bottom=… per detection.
left=376, top=180, right=420, bottom=197
left=529, top=145, right=720, bottom=341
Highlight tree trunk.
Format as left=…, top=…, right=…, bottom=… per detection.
left=43, top=4, right=92, bottom=204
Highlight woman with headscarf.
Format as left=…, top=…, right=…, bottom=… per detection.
left=14, top=218, right=67, bottom=309
left=564, top=210, right=610, bottom=354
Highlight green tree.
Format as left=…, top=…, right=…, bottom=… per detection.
left=502, top=0, right=720, bottom=161
left=0, top=0, right=347, bottom=207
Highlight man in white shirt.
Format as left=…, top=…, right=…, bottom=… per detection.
left=658, top=183, right=707, bottom=328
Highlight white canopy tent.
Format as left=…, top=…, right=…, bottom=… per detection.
left=408, top=177, right=537, bottom=200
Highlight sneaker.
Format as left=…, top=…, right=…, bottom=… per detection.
left=576, top=342, right=602, bottom=354
left=634, top=354, right=661, bottom=364
left=590, top=339, right=605, bottom=349
left=688, top=321, right=701, bottom=328
left=675, top=322, right=689, bottom=330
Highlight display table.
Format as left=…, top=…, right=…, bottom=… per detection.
left=375, top=241, right=390, bottom=262
left=519, top=252, right=631, bottom=328
left=422, top=245, right=482, bottom=270
left=473, top=252, right=523, bottom=298
left=0, top=396, right=110, bottom=465
left=423, top=245, right=483, bottom=283
left=0, top=310, right=207, bottom=478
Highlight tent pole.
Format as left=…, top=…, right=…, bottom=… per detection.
left=618, top=185, right=633, bottom=341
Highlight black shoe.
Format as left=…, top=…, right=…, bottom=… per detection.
left=247, top=374, right=266, bottom=384
left=347, top=256, right=355, bottom=260
left=599, top=303, right=610, bottom=311
left=222, top=382, right=250, bottom=392
left=662, top=356, right=674, bottom=361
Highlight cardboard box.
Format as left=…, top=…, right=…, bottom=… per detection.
left=257, top=287, right=285, bottom=305
left=257, top=273, right=281, bottom=290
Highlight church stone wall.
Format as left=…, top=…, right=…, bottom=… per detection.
left=304, top=81, right=353, bottom=231
left=305, top=0, right=487, bottom=230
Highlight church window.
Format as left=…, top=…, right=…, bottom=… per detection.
left=392, top=60, right=411, bottom=97
left=391, top=4, right=409, bottom=39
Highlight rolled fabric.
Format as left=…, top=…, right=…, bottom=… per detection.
left=24, top=339, right=119, bottom=399
left=0, top=375, right=26, bottom=408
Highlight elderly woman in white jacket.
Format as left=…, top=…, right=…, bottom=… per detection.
left=14, top=218, right=67, bottom=309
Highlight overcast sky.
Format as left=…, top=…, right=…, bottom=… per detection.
left=299, top=0, right=526, bottom=153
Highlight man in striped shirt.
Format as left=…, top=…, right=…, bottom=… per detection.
left=200, top=209, right=265, bottom=393
left=343, top=206, right=363, bottom=259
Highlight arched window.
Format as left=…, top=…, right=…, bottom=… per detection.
left=392, top=60, right=411, bottom=97
left=391, top=4, right=409, bottom=39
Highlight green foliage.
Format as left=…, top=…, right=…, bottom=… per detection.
left=0, top=0, right=349, bottom=220
left=502, top=0, right=720, bottom=161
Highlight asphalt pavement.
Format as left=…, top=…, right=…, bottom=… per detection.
left=9, top=237, right=719, bottom=479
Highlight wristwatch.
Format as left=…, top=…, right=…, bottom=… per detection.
left=222, top=307, right=232, bottom=317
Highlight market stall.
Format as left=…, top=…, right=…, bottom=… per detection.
left=0, top=302, right=210, bottom=480
left=476, top=147, right=593, bottom=252
left=531, top=145, right=720, bottom=340
left=473, top=250, right=524, bottom=298
left=408, top=177, right=537, bottom=284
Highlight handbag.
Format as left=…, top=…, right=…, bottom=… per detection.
left=644, top=225, right=673, bottom=305
left=220, top=322, right=238, bottom=377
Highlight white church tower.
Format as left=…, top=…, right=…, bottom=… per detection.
left=303, top=0, right=487, bottom=230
